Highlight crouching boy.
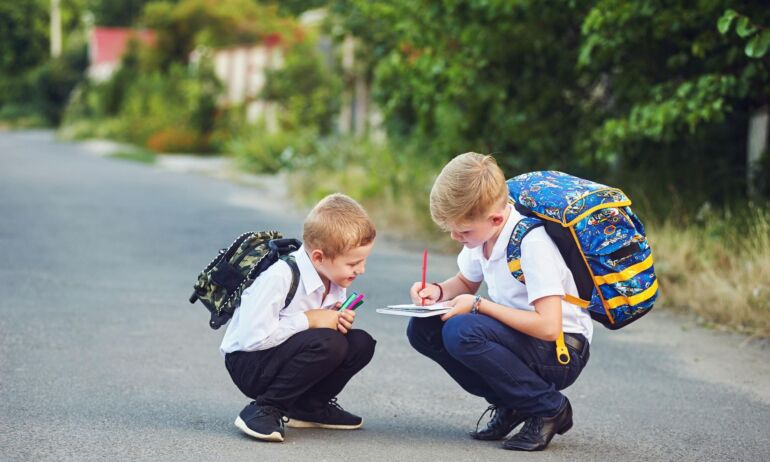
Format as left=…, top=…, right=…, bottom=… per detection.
left=407, top=153, right=592, bottom=451
left=220, top=193, right=377, bottom=442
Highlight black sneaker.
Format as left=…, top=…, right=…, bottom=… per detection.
left=287, top=397, right=363, bottom=430
left=234, top=402, right=287, bottom=442
left=470, top=405, right=527, bottom=440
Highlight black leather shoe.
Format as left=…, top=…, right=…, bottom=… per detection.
left=502, top=398, right=573, bottom=451
left=470, top=405, right=527, bottom=441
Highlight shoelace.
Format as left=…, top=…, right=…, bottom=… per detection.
left=519, top=416, right=544, bottom=438
left=475, top=405, right=498, bottom=433
left=259, top=405, right=289, bottom=427
left=327, top=397, right=344, bottom=412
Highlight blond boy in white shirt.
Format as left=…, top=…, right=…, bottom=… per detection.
left=222, top=193, right=376, bottom=442
left=407, top=153, right=592, bottom=451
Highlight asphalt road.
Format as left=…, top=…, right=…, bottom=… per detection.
left=1, top=130, right=769, bottom=461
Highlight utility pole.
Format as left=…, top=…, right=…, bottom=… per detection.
left=51, top=0, right=62, bottom=58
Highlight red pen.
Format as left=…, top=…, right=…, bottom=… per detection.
left=421, top=248, right=428, bottom=306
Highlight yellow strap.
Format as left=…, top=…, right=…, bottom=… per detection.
left=564, top=200, right=632, bottom=227
left=563, top=294, right=590, bottom=308
left=605, top=279, right=659, bottom=309
left=555, top=332, right=570, bottom=365
left=508, top=259, right=522, bottom=272
left=594, top=255, right=654, bottom=285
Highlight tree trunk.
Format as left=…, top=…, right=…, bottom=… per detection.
left=50, top=0, right=62, bottom=58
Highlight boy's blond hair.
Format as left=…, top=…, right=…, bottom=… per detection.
left=430, top=152, right=508, bottom=229
left=303, top=193, right=376, bottom=259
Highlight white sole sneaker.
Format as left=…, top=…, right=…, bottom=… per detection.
left=287, top=418, right=363, bottom=430
left=234, top=416, right=284, bottom=442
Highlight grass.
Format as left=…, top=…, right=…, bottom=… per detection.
left=649, top=208, right=770, bottom=338
left=108, top=149, right=156, bottom=164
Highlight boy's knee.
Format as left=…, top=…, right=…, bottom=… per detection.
left=308, top=329, right=348, bottom=366
left=442, top=315, right=483, bottom=357
left=406, top=316, right=439, bottom=351
left=347, top=329, right=377, bottom=359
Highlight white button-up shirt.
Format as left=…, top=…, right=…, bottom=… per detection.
left=457, top=205, right=594, bottom=343
left=220, top=245, right=347, bottom=355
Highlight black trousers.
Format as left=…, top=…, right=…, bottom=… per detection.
left=225, top=328, right=376, bottom=413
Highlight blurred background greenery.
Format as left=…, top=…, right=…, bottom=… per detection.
left=1, top=0, right=768, bottom=336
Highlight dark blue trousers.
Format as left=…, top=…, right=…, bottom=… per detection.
left=407, top=314, right=589, bottom=416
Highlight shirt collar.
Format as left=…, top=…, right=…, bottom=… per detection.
left=293, top=245, right=346, bottom=301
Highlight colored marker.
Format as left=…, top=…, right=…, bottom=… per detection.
left=351, top=299, right=364, bottom=311
left=345, top=293, right=364, bottom=311
left=339, top=292, right=358, bottom=311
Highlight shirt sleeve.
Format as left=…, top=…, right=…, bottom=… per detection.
left=457, top=246, right=483, bottom=283
left=225, top=262, right=309, bottom=352
left=520, top=230, right=568, bottom=305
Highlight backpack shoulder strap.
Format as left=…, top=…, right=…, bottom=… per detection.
left=506, top=216, right=544, bottom=284
left=280, top=255, right=300, bottom=308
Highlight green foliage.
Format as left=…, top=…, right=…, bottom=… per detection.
left=719, top=8, right=770, bottom=58
left=287, top=135, right=443, bottom=239
left=228, top=127, right=318, bottom=174
left=325, top=0, right=770, bottom=215
left=332, top=0, right=598, bottom=171
left=262, top=40, right=342, bottom=134
left=88, top=0, right=154, bottom=27
left=139, top=0, right=293, bottom=69
left=109, top=148, right=156, bottom=164
left=257, top=0, right=327, bottom=17
left=577, top=0, right=769, bottom=207
left=0, top=0, right=49, bottom=77
left=63, top=60, right=222, bottom=152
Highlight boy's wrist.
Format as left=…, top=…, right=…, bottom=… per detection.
left=471, top=294, right=482, bottom=314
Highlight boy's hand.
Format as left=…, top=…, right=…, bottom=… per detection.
left=337, top=309, right=356, bottom=334
left=440, top=294, right=476, bottom=321
left=305, top=309, right=340, bottom=330
left=409, top=281, right=441, bottom=305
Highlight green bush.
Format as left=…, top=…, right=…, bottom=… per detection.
left=62, top=61, right=222, bottom=152
left=228, top=127, right=317, bottom=174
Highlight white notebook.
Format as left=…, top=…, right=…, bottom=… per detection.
left=376, top=303, right=451, bottom=318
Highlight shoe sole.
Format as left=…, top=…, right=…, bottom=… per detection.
left=234, top=416, right=284, bottom=442
left=287, top=418, right=363, bottom=430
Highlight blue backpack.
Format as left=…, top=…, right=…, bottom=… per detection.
left=506, top=171, right=658, bottom=330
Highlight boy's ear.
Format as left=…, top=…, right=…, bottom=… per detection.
left=489, top=212, right=505, bottom=226
left=310, top=248, right=325, bottom=264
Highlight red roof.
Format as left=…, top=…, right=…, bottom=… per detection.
left=90, top=27, right=156, bottom=66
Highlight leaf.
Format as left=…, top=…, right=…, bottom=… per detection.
left=745, top=29, right=770, bottom=58
left=717, top=9, right=738, bottom=35
left=735, top=16, right=757, bottom=39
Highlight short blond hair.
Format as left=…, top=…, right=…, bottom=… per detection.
left=303, top=193, right=376, bottom=259
left=430, top=152, right=508, bottom=229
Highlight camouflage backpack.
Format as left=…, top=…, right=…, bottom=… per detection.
left=189, top=231, right=301, bottom=329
